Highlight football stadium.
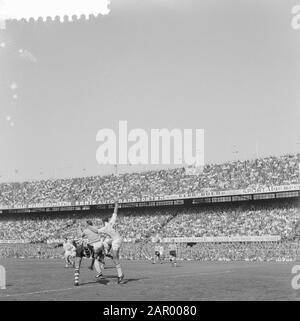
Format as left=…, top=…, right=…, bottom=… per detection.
left=0, top=154, right=299, bottom=300
left=0, top=0, right=300, bottom=301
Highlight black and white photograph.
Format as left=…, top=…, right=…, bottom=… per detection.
left=0, top=0, right=300, bottom=306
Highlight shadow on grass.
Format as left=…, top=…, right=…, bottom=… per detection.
left=79, top=276, right=148, bottom=286
left=120, top=277, right=149, bottom=285
left=79, top=279, right=110, bottom=286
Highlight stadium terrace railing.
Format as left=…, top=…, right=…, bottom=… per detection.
left=0, top=236, right=281, bottom=244
left=0, top=184, right=299, bottom=213
left=0, top=239, right=30, bottom=244
left=161, top=236, right=281, bottom=243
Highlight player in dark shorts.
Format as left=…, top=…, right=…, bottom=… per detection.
left=88, top=242, right=106, bottom=275
left=169, top=240, right=177, bottom=267
left=72, top=238, right=105, bottom=286
left=153, top=242, right=161, bottom=264
left=37, top=247, right=42, bottom=259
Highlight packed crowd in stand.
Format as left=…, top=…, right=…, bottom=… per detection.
left=161, top=203, right=299, bottom=239
left=0, top=154, right=298, bottom=208
left=1, top=240, right=300, bottom=262
left=0, top=154, right=299, bottom=261
left=0, top=200, right=299, bottom=261
left=0, top=201, right=299, bottom=242
left=0, top=208, right=175, bottom=243
left=122, top=241, right=300, bottom=262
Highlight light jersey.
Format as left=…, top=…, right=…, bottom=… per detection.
left=63, top=242, right=74, bottom=252
left=88, top=213, right=120, bottom=241
left=160, top=246, right=164, bottom=254
left=82, top=228, right=101, bottom=244
left=155, top=245, right=160, bottom=252
left=104, top=237, right=112, bottom=245
left=97, top=213, right=120, bottom=240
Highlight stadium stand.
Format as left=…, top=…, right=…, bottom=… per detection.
left=0, top=154, right=299, bottom=261
left=0, top=199, right=299, bottom=260
left=0, top=154, right=299, bottom=207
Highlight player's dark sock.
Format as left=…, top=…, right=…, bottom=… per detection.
left=89, top=257, right=95, bottom=270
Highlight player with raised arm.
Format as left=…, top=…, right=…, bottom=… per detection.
left=87, top=201, right=125, bottom=284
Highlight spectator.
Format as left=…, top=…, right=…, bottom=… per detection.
left=0, top=154, right=298, bottom=208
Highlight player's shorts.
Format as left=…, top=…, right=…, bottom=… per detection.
left=155, top=251, right=160, bottom=257
left=73, top=241, right=90, bottom=258
left=103, top=239, right=112, bottom=252
left=170, top=251, right=177, bottom=257
left=104, top=238, right=112, bottom=246
left=111, top=237, right=122, bottom=251
left=64, top=250, right=75, bottom=258
left=90, top=241, right=104, bottom=255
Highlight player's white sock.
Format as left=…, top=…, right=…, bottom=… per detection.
left=94, top=260, right=102, bottom=274
left=116, top=264, right=122, bottom=277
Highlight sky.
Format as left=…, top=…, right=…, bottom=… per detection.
left=0, top=0, right=299, bottom=182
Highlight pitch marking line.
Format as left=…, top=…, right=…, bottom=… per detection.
left=0, top=283, right=101, bottom=298
left=0, top=270, right=232, bottom=298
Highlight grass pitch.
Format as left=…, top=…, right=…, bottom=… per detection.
left=0, top=258, right=299, bottom=301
